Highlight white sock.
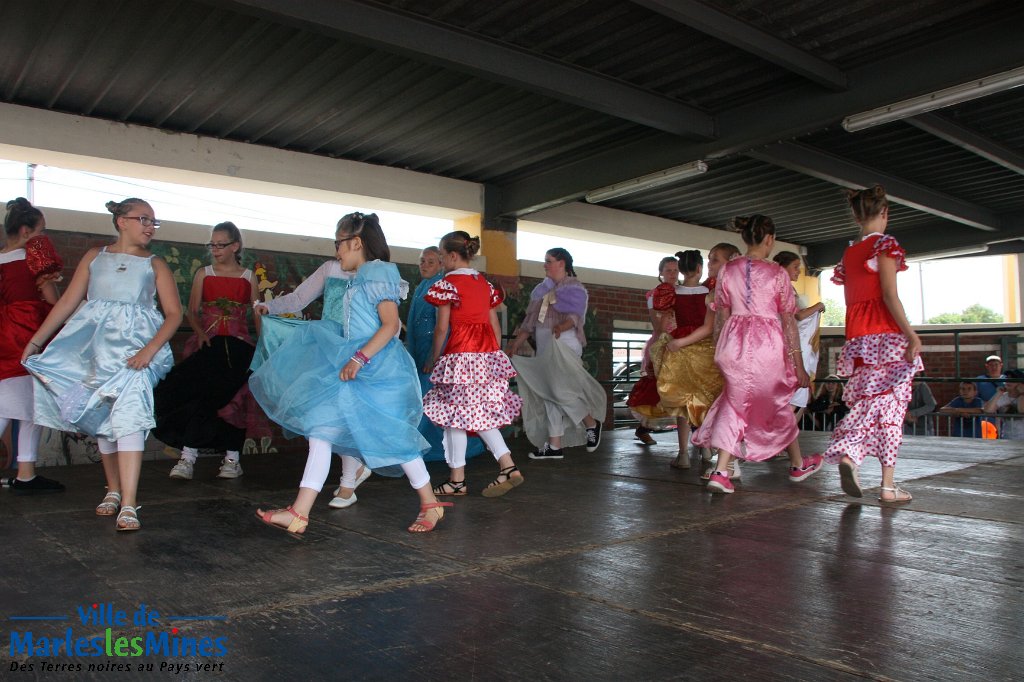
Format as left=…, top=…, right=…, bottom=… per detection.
left=225, top=450, right=240, bottom=462
left=181, top=446, right=199, bottom=464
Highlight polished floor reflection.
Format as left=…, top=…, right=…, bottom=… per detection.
left=3, top=430, right=1021, bottom=680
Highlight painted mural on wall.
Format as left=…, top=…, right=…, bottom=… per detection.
left=12, top=233, right=602, bottom=467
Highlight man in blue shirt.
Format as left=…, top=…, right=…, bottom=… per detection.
left=975, top=355, right=1006, bottom=402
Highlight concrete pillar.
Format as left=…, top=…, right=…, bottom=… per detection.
left=456, top=214, right=519, bottom=277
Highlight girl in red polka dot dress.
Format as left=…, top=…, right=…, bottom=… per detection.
left=824, top=185, right=923, bottom=503
left=422, top=231, right=524, bottom=497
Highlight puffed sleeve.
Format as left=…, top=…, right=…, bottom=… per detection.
left=866, top=234, right=908, bottom=273
left=650, top=282, right=675, bottom=311
left=777, top=267, right=797, bottom=315
left=24, top=234, right=63, bottom=285
left=488, top=280, right=505, bottom=309
left=831, top=261, right=846, bottom=286
left=356, top=260, right=405, bottom=306
left=425, top=278, right=459, bottom=307
left=712, top=261, right=733, bottom=311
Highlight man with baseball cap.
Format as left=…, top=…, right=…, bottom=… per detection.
left=976, top=355, right=1006, bottom=402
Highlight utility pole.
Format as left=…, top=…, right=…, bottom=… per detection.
left=26, top=163, right=36, bottom=203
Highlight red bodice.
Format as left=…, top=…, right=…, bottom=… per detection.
left=426, top=272, right=503, bottom=354
left=0, top=255, right=52, bottom=380
left=838, top=235, right=903, bottom=340
left=197, top=273, right=252, bottom=341
left=671, top=290, right=709, bottom=338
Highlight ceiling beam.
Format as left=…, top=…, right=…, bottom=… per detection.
left=630, top=0, right=846, bottom=90
left=213, top=0, right=714, bottom=138
left=496, top=17, right=1024, bottom=216
left=806, top=219, right=1024, bottom=268
left=748, top=142, right=1001, bottom=232
left=906, top=113, right=1024, bottom=176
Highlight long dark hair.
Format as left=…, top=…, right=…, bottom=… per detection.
left=4, top=197, right=43, bottom=237
left=337, top=212, right=390, bottom=262
left=547, top=247, right=576, bottom=277
left=675, top=249, right=702, bottom=275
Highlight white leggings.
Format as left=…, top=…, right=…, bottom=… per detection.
left=0, top=418, right=42, bottom=463
left=442, top=428, right=508, bottom=469
left=96, top=432, right=146, bottom=455
left=300, top=437, right=430, bottom=492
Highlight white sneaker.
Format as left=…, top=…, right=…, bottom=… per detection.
left=169, top=459, right=194, bottom=480
left=329, top=466, right=372, bottom=508
left=328, top=491, right=358, bottom=509
left=217, top=459, right=243, bottom=479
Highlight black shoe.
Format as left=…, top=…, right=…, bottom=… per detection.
left=529, top=445, right=564, bottom=460
left=585, top=421, right=603, bottom=452
left=10, top=475, right=66, bottom=495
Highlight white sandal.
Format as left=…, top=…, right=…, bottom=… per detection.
left=95, top=491, right=122, bottom=516
left=116, top=505, right=142, bottom=531
left=878, top=485, right=912, bottom=504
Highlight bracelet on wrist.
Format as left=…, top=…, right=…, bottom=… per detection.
left=350, top=354, right=366, bottom=367
left=354, top=350, right=370, bottom=365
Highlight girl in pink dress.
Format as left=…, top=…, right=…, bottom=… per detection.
left=823, top=186, right=922, bottom=503
left=692, top=215, right=823, bottom=494
left=665, top=242, right=739, bottom=480
left=423, top=231, right=523, bottom=497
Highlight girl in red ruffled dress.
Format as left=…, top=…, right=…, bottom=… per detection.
left=626, top=256, right=679, bottom=445
left=0, top=198, right=63, bottom=494
left=422, top=231, right=524, bottom=497
left=824, top=185, right=922, bottom=503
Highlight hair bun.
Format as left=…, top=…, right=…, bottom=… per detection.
left=105, top=201, right=119, bottom=214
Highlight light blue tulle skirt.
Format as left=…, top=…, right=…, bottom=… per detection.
left=24, top=299, right=172, bottom=441
left=249, top=316, right=429, bottom=473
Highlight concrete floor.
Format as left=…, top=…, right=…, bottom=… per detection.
left=2, top=429, right=1022, bottom=681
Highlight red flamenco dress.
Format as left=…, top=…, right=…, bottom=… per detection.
left=0, top=235, right=62, bottom=421
left=627, top=283, right=676, bottom=428
left=823, top=234, right=923, bottom=468
left=153, top=267, right=268, bottom=453
left=422, top=270, right=522, bottom=433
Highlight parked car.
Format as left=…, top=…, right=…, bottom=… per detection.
left=611, top=361, right=676, bottom=431
left=611, top=361, right=642, bottom=424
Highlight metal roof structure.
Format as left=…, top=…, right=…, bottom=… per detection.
left=1, top=0, right=1023, bottom=266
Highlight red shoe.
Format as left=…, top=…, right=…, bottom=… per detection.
left=706, top=471, right=735, bottom=494
left=789, top=454, right=824, bottom=482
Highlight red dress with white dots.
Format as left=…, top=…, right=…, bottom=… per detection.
left=823, top=234, right=923, bottom=467
left=422, top=269, right=522, bottom=431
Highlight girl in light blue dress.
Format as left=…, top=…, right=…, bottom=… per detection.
left=251, top=212, right=450, bottom=535
left=22, top=198, right=182, bottom=531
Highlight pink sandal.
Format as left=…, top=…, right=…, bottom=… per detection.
left=408, top=502, right=453, bottom=533
left=256, top=505, right=308, bottom=536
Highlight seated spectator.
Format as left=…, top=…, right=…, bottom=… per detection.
left=939, top=382, right=985, bottom=437
left=805, top=375, right=848, bottom=431
left=904, top=378, right=936, bottom=436
left=983, top=369, right=1024, bottom=440
left=975, top=355, right=1006, bottom=402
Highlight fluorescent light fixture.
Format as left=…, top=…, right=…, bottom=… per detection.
left=842, top=65, right=1024, bottom=132
left=584, top=160, right=708, bottom=203
left=906, top=245, right=989, bottom=262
